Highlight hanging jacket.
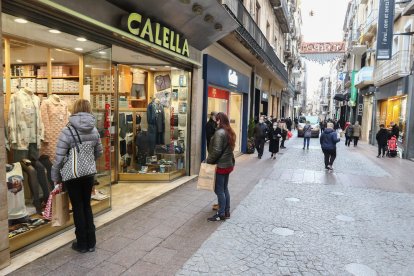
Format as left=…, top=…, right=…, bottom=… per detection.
left=51, top=112, right=103, bottom=182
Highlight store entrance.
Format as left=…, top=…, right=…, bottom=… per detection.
left=112, top=46, right=190, bottom=182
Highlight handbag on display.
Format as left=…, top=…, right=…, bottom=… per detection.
left=179, top=114, right=187, bottom=127
left=60, top=125, right=97, bottom=182
left=171, top=114, right=179, bottom=127
left=178, top=88, right=187, bottom=100
left=179, top=75, right=187, bottom=87
left=178, top=102, right=187, bottom=114
left=197, top=163, right=217, bottom=192
left=155, top=75, right=171, bottom=91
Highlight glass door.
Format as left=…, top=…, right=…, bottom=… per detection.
left=84, top=48, right=113, bottom=210
left=230, top=93, right=243, bottom=153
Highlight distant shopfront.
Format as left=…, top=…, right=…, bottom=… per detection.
left=202, top=54, right=249, bottom=159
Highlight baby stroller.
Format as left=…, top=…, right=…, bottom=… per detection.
left=387, top=136, right=398, bottom=158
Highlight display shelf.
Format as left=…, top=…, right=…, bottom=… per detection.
left=130, top=99, right=146, bottom=102
left=119, top=107, right=146, bottom=112
left=11, top=76, right=36, bottom=78
left=52, top=76, right=79, bottom=79
left=52, top=91, right=79, bottom=94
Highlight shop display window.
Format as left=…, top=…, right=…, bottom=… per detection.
left=116, top=62, right=190, bottom=181
left=2, top=13, right=112, bottom=252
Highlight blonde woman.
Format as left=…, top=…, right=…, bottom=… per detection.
left=51, top=99, right=103, bottom=253
left=280, top=121, right=288, bottom=149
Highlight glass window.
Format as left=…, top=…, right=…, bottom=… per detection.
left=115, top=52, right=191, bottom=181
left=2, top=13, right=111, bottom=252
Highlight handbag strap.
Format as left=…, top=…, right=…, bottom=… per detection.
left=66, top=124, right=82, bottom=153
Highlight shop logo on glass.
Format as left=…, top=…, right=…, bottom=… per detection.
left=228, top=70, right=238, bottom=87
left=7, top=175, right=23, bottom=195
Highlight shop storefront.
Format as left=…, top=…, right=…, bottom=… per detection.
left=202, top=54, right=249, bottom=159
left=1, top=0, right=238, bottom=266
left=375, top=77, right=409, bottom=157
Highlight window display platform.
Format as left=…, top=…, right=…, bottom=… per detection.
left=118, top=169, right=186, bottom=182
left=1, top=176, right=196, bottom=275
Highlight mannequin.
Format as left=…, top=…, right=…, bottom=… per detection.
left=154, top=98, right=165, bottom=145
left=147, top=98, right=157, bottom=155
left=131, top=68, right=146, bottom=99
left=40, top=94, right=70, bottom=158
left=7, top=162, right=28, bottom=222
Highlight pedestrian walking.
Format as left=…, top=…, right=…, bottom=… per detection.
left=320, top=122, right=340, bottom=170
left=320, top=120, right=326, bottom=134
left=376, top=124, right=389, bottom=158
left=206, top=112, right=236, bottom=221
left=390, top=122, right=400, bottom=140
left=253, top=115, right=268, bottom=159
left=352, top=121, right=361, bottom=146
left=286, top=117, right=293, bottom=131
left=280, top=122, right=288, bottom=149
left=344, top=122, right=353, bottom=147
left=294, top=117, right=299, bottom=130
left=303, top=121, right=312, bottom=150
left=205, top=112, right=217, bottom=149
left=268, top=122, right=282, bottom=159
left=51, top=99, right=103, bottom=253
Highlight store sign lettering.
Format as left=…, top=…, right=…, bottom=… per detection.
left=228, top=70, right=238, bottom=87
left=123, top=13, right=190, bottom=57
left=300, top=42, right=345, bottom=54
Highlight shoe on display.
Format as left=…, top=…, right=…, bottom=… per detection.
left=207, top=214, right=226, bottom=222
left=212, top=204, right=219, bottom=211
left=71, top=242, right=87, bottom=253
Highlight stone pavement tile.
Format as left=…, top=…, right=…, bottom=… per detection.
left=97, top=236, right=135, bottom=253
left=146, top=222, right=181, bottom=239
left=129, top=235, right=163, bottom=252
left=8, top=262, right=52, bottom=276
left=107, top=245, right=147, bottom=268
left=142, top=247, right=178, bottom=265
left=69, top=248, right=113, bottom=269
left=86, top=262, right=126, bottom=276
left=34, top=246, right=77, bottom=271
left=46, top=261, right=90, bottom=276
left=121, top=261, right=163, bottom=276
left=118, top=226, right=148, bottom=240
left=160, top=234, right=199, bottom=252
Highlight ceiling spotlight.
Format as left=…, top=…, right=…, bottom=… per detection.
left=55, top=48, right=63, bottom=51
left=74, top=47, right=83, bottom=51
left=192, top=4, right=203, bottom=15
left=49, top=29, right=61, bottom=34
left=98, top=51, right=106, bottom=55
left=204, top=14, right=214, bottom=23
left=214, top=23, right=223, bottom=31
left=16, top=59, right=23, bottom=63
left=150, top=67, right=156, bottom=71
left=51, top=58, right=55, bottom=61
left=14, top=18, right=28, bottom=24
left=76, top=37, right=87, bottom=42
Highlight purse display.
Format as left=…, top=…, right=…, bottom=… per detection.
left=178, top=88, right=187, bottom=100
left=155, top=74, right=171, bottom=91
left=178, top=114, right=187, bottom=127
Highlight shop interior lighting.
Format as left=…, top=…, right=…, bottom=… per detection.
left=55, top=48, right=63, bottom=51
left=76, top=37, right=87, bottom=42
left=164, top=65, right=170, bottom=68
left=51, top=58, right=55, bottom=61
left=74, top=47, right=83, bottom=51
left=14, top=18, right=28, bottom=24
left=49, top=29, right=61, bottom=34
left=172, top=67, right=178, bottom=70
left=150, top=67, right=156, bottom=71
left=98, top=51, right=106, bottom=54
left=16, top=59, right=23, bottom=63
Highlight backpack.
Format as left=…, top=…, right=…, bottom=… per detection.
left=60, top=125, right=97, bottom=182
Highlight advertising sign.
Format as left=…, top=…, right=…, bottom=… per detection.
left=376, top=0, right=395, bottom=60
left=349, top=70, right=358, bottom=106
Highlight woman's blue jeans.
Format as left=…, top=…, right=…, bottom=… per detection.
left=215, top=173, right=230, bottom=216
left=303, top=137, right=310, bottom=148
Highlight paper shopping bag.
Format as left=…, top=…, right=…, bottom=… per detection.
left=197, top=163, right=217, bottom=192
left=51, top=192, right=70, bottom=227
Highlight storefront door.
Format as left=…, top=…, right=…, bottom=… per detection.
left=230, top=93, right=243, bottom=153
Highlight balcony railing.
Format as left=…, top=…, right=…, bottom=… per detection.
left=355, top=66, right=374, bottom=88
left=270, top=0, right=290, bottom=33
left=363, top=9, right=378, bottom=34
left=222, top=0, right=288, bottom=83
left=374, top=50, right=411, bottom=86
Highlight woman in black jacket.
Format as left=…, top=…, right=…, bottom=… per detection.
left=206, top=112, right=236, bottom=221
left=376, top=124, right=389, bottom=158
left=268, top=122, right=282, bottom=159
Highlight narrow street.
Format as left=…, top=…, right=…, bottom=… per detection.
left=10, top=134, right=414, bottom=276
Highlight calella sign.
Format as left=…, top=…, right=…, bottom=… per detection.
left=122, top=12, right=190, bottom=57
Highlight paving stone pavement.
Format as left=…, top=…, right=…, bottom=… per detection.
left=178, top=136, right=414, bottom=276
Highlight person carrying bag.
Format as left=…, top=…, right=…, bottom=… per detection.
left=51, top=99, right=103, bottom=253
left=202, top=112, right=236, bottom=222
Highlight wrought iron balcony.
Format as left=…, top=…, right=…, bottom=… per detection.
left=374, top=50, right=411, bottom=86
left=360, top=9, right=378, bottom=43
left=355, top=66, right=374, bottom=88
left=222, top=0, right=288, bottom=83
left=270, top=0, right=290, bottom=33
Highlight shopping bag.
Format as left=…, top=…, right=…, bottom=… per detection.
left=197, top=163, right=217, bottom=192
left=287, top=131, right=293, bottom=139
left=43, top=184, right=62, bottom=220
left=51, top=192, right=70, bottom=227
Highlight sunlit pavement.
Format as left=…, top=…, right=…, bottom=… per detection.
left=178, top=134, right=414, bottom=276
left=10, top=134, right=414, bottom=276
